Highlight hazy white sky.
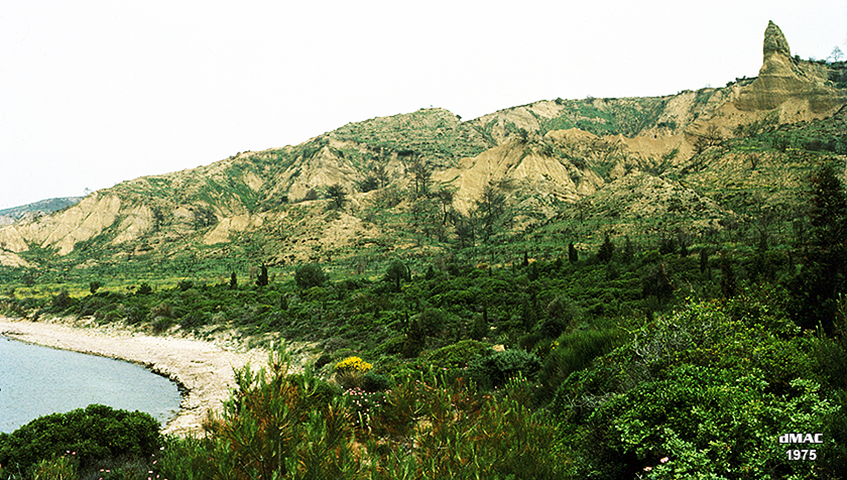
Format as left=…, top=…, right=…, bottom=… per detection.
left=1, top=1, right=845, bottom=209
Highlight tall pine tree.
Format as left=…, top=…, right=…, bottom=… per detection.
left=788, top=164, right=847, bottom=334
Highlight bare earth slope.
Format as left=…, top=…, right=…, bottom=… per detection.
left=0, top=21, right=844, bottom=271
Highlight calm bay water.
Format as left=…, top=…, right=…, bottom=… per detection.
left=0, top=335, right=183, bottom=433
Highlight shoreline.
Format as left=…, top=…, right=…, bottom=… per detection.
left=0, top=316, right=303, bottom=436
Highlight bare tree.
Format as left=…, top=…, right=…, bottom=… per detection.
left=373, top=163, right=389, bottom=188
left=829, top=46, right=844, bottom=63
left=408, top=155, right=432, bottom=197
left=693, top=125, right=725, bottom=153
left=476, top=183, right=507, bottom=242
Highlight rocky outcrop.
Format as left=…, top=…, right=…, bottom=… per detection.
left=203, top=214, right=264, bottom=245
left=736, top=21, right=845, bottom=113
left=762, top=20, right=790, bottom=58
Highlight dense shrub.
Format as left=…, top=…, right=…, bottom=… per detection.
left=152, top=315, right=174, bottom=332
left=336, top=356, right=373, bottom=374
left=536, top=327, right=627, bottom=403
left=179, top=313, right=204, bottom=330
left=425, top=339, right=491, bottom=369
left=366, top=371, right=568, bottom=479
left=155, top=346, right=569, bottom=479
left=361, top=371, right=392, bottom=392
left=551, top=299, right=847, bottom=478
left=540, top=295, right=580, bottom=338
left=468, top=349, right=541, bottom=390
left=50, top=289, right=72, bottom=311
left=295, top=263, right=327, bottom=289
left=384, top=260, right=410, bottom=292
left=413, top=308, right=447, bottom=339
left=314, top=352, right=333, bottom=370
left=0, top=404, right=160, bottom=476
left=585, top=366, right=834, bottom=479
left=174, top=348, right=362, bottom=479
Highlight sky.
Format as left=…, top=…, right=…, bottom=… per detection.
left=1, top=1, right=846, bottom=210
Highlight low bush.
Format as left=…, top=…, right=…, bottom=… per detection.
left=154, top=346, right=569, bottom=479
left=295, top=264, right=327, bottom=290
left=536, top=327, right=628, bottom=403
left=425, top=339, right=491, bottom=369
left=50, top=290, right=73, bottom=312
left=314, top=352, right=333, bottom=370
left=182, top=348, right=362, bottom=479
left=468, top=349, right=540, bottom=390
left=0, top=404, right=160, bottom=477
left=366, top=371, right=567, bottom=479
left=29, top=454, right=76, bottom=480
left=540, top=296, right=580, bottom=339
left=361, top=371, right=391, bottom=392
left=335, top=356, right=373, bottom=374
left=152, top=315, right=174, bottom=333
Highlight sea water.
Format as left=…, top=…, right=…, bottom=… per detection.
left=0, top=335, right=183, bottom=433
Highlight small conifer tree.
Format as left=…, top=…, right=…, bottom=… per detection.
left=256, top=265, right=269, bottom=287
left=597, top=234, right=615, bottom=263
left=621, top=236, right=635, bottom=264
left=699, top=248, right=709, bottom=274
left=719, top=252, right=737, bottom=298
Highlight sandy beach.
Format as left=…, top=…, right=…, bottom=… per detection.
left=0, top=316, right=309, bottom=436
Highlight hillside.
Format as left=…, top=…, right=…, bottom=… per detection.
left=4, top=22, right=847, bottom=479
left=0, top=21, right=844, bottom=278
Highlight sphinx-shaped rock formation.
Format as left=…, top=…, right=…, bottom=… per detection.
left=736, top=21, right=845, bottom=112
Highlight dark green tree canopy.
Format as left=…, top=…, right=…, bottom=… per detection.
left=789, top=164, right=847, bottom=333
left=256, top=265, right=269, bottom=287
left=384, top=260, right=410, bottom=292
left=326, top=183, right=346, bottom=210
left=808, top=163, right=847, bottom=248
left=597, top=234, right=615, bottom=263
left=295, top=263, right=327, bottom=289
left=475, top=183, right=507, bottom=243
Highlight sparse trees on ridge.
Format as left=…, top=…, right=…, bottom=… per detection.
left=408, top=155, right=432, bottom=197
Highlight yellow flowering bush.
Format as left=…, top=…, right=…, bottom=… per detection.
left=335, top=356, right=372, bottom=374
